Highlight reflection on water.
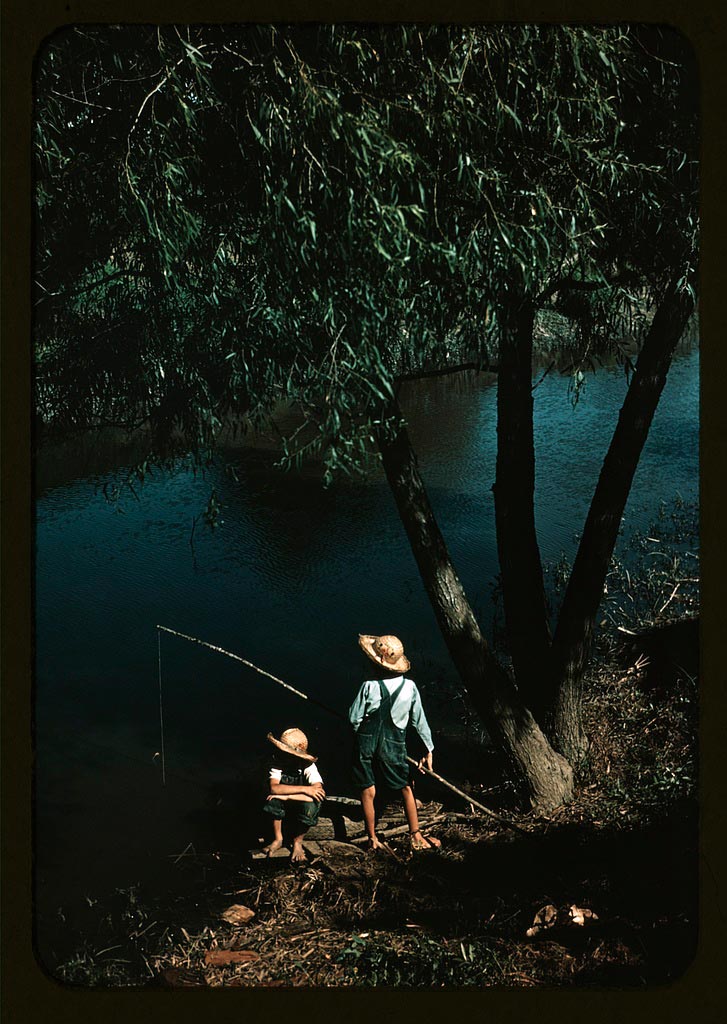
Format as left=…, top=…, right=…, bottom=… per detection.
left=33, top=349, right=699, bottom=949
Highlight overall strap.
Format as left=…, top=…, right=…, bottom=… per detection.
left=389, top=677, right=408, bottom=705
left=377, top=678, right=390, bottom=709
left=379, top=677, right=408, bottom=726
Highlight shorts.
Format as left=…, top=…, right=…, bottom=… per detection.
left=263, top=798, right=320, bottom=829
left=352, top=730, right=410, bottom=791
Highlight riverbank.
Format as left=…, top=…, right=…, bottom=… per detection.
left=33, top=349, right=699, bottom=936
left=46, top=649, right=697, bottom=988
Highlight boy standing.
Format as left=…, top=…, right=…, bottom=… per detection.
left=262, top=728, right=325, bottom=862
left=349, top=633, right=441, bottom=851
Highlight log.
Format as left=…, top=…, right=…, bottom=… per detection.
left=304, top=840, right=364, bottom=858
left=305, top=815, right=358, bottom=841
left=350, top=814, right=446, bottom=844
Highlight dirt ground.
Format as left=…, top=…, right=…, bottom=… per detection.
left=46, top=796, right=697, bottom=988
left=45, top=663, right=698, bottom=989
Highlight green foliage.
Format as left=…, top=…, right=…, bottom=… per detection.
left=34, top=25, right=698, bottom=478
left=52, top=884, right=150, bottom=986
left=582, top=664, right=697, bottom=822
left=54, top=944, right=137, bottom=987
left=603, top=496, right=699, bottom=631
left=337, top=931, right=509, bottom=986
left=545, top=496, right=699, bottom=637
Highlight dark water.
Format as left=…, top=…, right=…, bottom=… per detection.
left=33, top=349, right=699, bottom=959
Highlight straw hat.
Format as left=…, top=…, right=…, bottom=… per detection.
left=267, top=728, right=317, bottom=763
left=358, top=634, right=410, bottom=674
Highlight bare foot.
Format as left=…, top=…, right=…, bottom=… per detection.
left=366, top=836, right=384, bottom=852
left=410, top=830, right=441, bottom=851
left=262, top=838, right=283, bottom=857
left=291, top=842, right=308, bottom=863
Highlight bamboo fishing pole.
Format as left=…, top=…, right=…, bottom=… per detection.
left=156, top=624, right=528, bottom=835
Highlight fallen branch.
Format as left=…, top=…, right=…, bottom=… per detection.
left=444, top=812, right=501, bottom=826
left=408, top=761, right=528, bottom=835
left=350, top=814, right=447, bottom=844
left=171, top=842, right=196, bottom=865
left=380, top=841, right=406, bottom=864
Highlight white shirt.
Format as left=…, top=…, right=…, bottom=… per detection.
left=348, top=676, right=434, bottom=752
left=269, top=763, right=323, bottom=785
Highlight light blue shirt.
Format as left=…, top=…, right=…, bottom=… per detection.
left=348, top=677, right=434, bottom=752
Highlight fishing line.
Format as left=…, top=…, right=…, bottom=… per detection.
left=157, top=627, right=166, bottom=785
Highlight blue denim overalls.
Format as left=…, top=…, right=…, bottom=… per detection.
left=352, top=678, right=410, bottom=790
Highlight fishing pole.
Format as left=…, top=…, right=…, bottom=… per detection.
left=156, top=623, right=528, bottom=835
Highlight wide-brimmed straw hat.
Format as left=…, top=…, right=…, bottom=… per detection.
left=358, top=634, right=411, bottom=674
left=267, top=728, right=317, bottom=763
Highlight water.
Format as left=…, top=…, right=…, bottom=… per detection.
left=33, top=348, right=699, bottom=957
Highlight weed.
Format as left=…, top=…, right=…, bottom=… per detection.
left=337, top=932, right=510, bottom=987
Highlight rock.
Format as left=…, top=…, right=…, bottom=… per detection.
left=525, top=903, right=600, bottom=937
left=220, top=904, right=256, bottom=925
left=568, top=904, right=599, bottom=926
left=525, top=904, right=558, bottom=937
left=250, top=847, right=291, bottom=859
left=618, top=616, right=698, bottom=690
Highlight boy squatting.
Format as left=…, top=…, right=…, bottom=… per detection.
left=261, top=728, right=325, bottom=862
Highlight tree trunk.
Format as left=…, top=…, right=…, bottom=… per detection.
left=493, top=300, right=552, bottom=718
left=546, top=274, right=697, bottom=761
left=376, top=406, right=573, bottom=811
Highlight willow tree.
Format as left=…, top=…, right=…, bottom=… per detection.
left=34, top=24, right=697, bottom=807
